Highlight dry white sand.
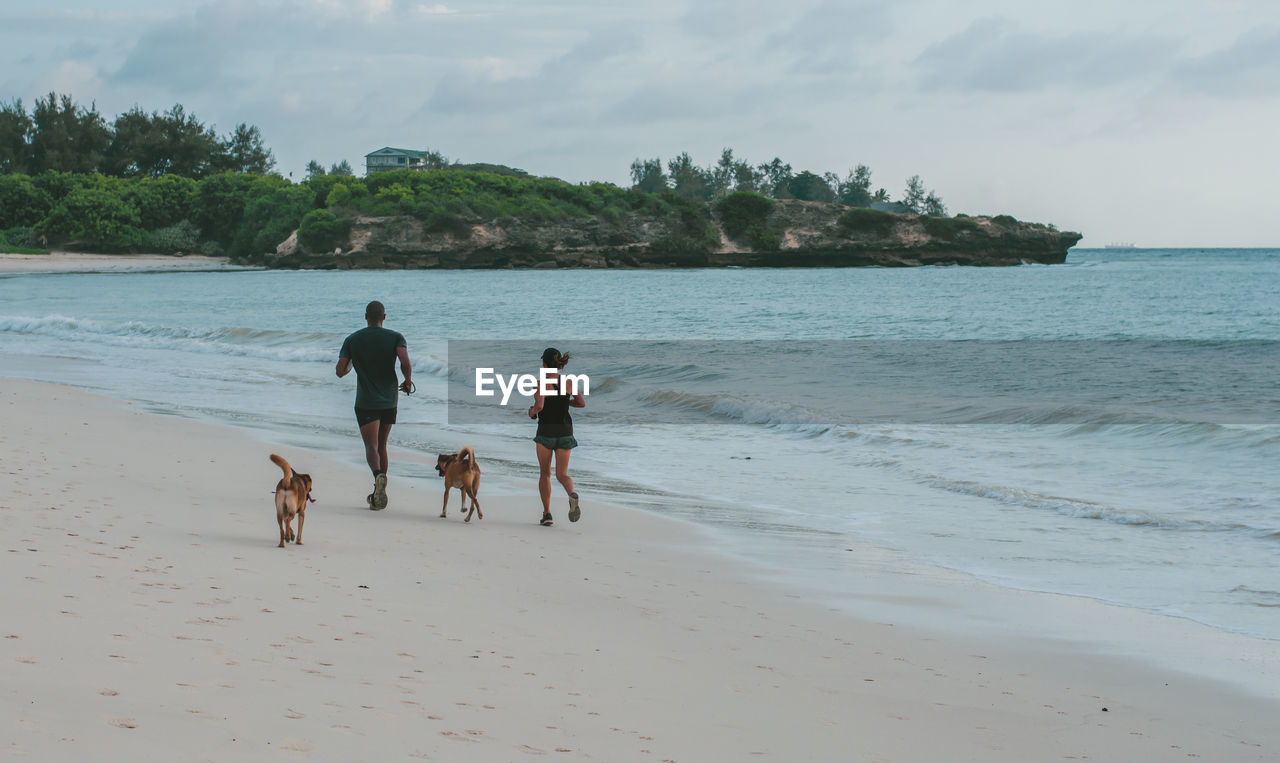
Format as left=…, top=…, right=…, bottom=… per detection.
left=2, top=378, right=1276, bottom=761
left=0, top=251, right=246, bottom=274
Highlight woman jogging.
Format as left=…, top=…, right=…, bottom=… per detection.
left=527, top=347, right=585, bottom=526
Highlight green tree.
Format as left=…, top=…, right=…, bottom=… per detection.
left=325, top=182, right=353, bottom=207
left=732, top=160, right=761, bottom=195
left=667, top=152, right=710, bottom=201
left=902, top=175, right=927, bottom=213
left=329, top=159, right=354, bottom=176
left=229, top=182, right=310, bottom=257
left=836, top=164, right=873, bottom=207
left=125, top=174, right=198, bottom=230
left=923, top=191, right=947, bottom=217
left=709, top=148, right=736, bottom=199
left=305, top=160, right=327, bottom=179
left=192, top=172, right=259, bottom=244
left=219, top=123, right=275, bottom=175
left=104, top=105, right=216, bottom=178
left=41, top=185, right=146, bottom=250
left=104, top=106, right=155, bottom=176
left=30, top=93, right=111, bottom=174
left=30, top=169, right=86, bottom=204
left=756, top=158, right=793, bottom=198
left=872, top=187, right=889, bottom=203
left=145, top=105, right=222, bottom=177
left=0, top=174, right=52, bottom=227
left=0, top=99, right=33, bottom=174
left=298, top=208, right=343, bottom=251
left=786, top=170, right=835, bottom=202
left=421, top=149, right=450, bottom=170
left=629, top=157, right=668, bottom=193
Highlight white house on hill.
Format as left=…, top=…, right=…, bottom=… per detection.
left=364, top=147, right=431, bottom=174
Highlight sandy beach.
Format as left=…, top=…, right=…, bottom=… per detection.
left=0, top=251, right=247, bottom=274
left=2, top=377, right=1276, bottom=761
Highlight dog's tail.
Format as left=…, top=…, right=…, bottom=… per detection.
left=458, top=445, right=475, bottom=463
left=269, top=453, right=294, bottom=481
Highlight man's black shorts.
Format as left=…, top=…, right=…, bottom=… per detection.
left=355, top=406, right=397, bottom=427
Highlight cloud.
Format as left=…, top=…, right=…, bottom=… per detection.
left=417, top=3, right=457, bottom=16
left=914, top=18, right=1179, bottom=92
left=112, top=2, right=271, bottom=92
left=606, top=78, right=749, bottom=123
left=764, top=0, right=893, bottom=62
left=35, top=60, right=104, bottom=99
left=426, top=28, right=642, bottom=116
left=1174, top=28, right=1280, bottom=96
left=681, top=0, right=784, bottom=39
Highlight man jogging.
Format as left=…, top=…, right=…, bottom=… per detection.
left=336, top=300, right=412, bottom=510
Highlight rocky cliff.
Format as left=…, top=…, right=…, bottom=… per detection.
left=259, top=200, right=1081, bottom=269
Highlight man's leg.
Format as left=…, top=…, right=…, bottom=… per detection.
left=376, top=422, right=392, bottom=475
left=359, top=420, right=382, bottom=474
left=369, top=409, right=396, bottom=509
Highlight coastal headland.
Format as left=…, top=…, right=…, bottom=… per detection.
left=2, top=161, right=1079, bottom=270
left=262, top=199, right=1081, bottom=270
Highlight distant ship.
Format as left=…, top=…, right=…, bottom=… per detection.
left=1104, top=242, right=1137, bottom=249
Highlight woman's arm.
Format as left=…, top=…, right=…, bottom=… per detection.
left=528, top=378, right=544, bottom=419
left=569, top=391, right=585, bottom=408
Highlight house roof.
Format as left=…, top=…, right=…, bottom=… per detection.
left=365, top=147, right=429, bottom=158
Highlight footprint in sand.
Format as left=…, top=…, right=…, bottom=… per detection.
left=279, top=741, right=312, bottom=752
left=100, top=690, right=119, bottom=696
left=109, top=718, right=137, bottom=729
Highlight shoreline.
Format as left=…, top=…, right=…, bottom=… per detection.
left=0, top=251, right=253, bottom=274
left=3, top=377, right=1277, bottom=760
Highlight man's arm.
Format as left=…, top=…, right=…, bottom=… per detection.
left=336, top=357, right=352, bottom=378
left=396, top=345, right=412, bottom=391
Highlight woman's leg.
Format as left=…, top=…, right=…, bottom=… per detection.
left=554, top=448, right=575, bottom=495
left=536, top=443, right=554, bottom=514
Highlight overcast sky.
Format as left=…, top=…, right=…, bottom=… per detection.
left=3, top=0, right=1278, bottom=246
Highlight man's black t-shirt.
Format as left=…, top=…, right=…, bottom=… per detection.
left=339, top=326, right=406, bottom=409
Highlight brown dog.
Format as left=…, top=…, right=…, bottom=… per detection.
left=270, top=453, right=313, bottom=548
left=435, top=446, right=482, bottom=522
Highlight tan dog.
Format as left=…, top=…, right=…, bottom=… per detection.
left=270, top=454, right=313, bottom=548
left=435, top=446, right=482, bottom=522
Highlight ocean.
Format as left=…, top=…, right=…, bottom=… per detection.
left=2, top=248, right=1277, bottom=665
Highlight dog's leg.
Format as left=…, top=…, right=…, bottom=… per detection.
left=295, top=507, right=305, bottom=546
left=473, top=473, right=481, bottom=520
left=277, top=513, right=287, bottom=548
left=441, top=486, right=449, bottom=518
left=465, top=488, right=481, bottom=522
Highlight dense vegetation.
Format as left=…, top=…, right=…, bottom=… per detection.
left=0, top=94, right=970, bottom=259
left=0, top=166, right=727, bottom=258
left=630, top=149, right=948, bottom=216
left=1, top=94, right=273, bottom=178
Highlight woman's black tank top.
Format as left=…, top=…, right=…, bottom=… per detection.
left=536, top=383, right=573, bottom=437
